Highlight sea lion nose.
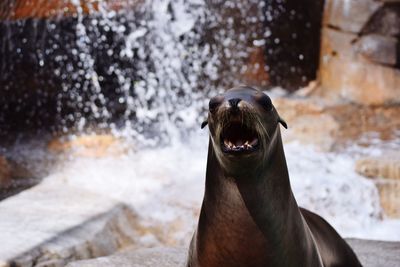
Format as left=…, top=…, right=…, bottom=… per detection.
left=228, top=98, right=242, bottom=109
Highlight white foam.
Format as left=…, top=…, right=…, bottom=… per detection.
left=50, top=132, right=400, bottom=244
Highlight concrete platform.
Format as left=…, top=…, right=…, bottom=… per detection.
left=66, top=239, right=400, bottom=267
left=347, top=239, right=400, bottom=267
left=67, top=247, right=187, bottom=267
left=0, top=177, right=140, bottom=267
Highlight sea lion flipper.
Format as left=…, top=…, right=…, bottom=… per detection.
left=278, top=117, right=287, bottom=129
left=201, top=120, right=208, bottom=129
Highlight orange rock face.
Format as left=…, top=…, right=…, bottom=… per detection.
left=375, top=180, right=400, bottom=218
left=0, top=0, right=139, bottom=20
left=275, top=93, right=400, bottom=217
left=0, top=156, right=12, bottom=189
left=355, top=155, right=400, bottom=218
left=323, top=0, right=382, bottom=33
left=318, top=27, right=400, bottom=106
left=318, top=0, right=400, bottom=106
left=48, top=134, right=128, bottom=158
left=274, top=95, right=400, bottom=150
left=356, top=156, right=400, bottom=180
left=1, top=0, right=96, bottom=19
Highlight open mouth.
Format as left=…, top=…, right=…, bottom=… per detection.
left=221, top=122, right=259, bottom=154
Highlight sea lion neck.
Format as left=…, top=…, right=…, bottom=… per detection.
left=193, top=131, right=322, bottom=267
left=204, top=129, right=292, bottom=219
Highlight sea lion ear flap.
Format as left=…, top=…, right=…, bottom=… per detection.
left=278, top=116, right=288, bottom=129
left=201, top=120, right=208, bottom=129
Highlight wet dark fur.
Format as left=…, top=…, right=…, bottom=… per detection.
left=187, top=86, right=362, bottom=267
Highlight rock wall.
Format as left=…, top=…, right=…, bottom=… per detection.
left=0, top=157, right=11, bottom=190
left=0, top=156, right=36, bottom=200
left=356, top=154, right=400, bottom=218
left=0, top=0, right=138, bottom=19
left=262, top=0, right=325, bottom=90
left=308, top=0, right=400, bottom=218
left=318, top=0, right=400, bottom=105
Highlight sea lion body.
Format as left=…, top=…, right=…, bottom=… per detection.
left=187, top=86, right=362, bottom=267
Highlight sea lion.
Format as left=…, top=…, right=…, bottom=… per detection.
left=187, top=86, right=362, bottom=267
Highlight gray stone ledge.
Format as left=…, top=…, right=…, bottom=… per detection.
left=0, top=178, right=140, bottom=267
left=67, top=247, right=187, bottom=267
left=347, top=238, right=400, bottom=267
left=67, top=239, right=400, bottom=267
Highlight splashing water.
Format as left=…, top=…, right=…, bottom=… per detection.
left=65, top=0, right=210, bottom=141
left=52, top=0, right=266, bottom=145
left=0, top=0, right=272, bottom=143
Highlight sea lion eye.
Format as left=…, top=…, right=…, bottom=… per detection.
left=259, top=94, right=272, bottom=111
left=209, top=96, right=222, bottom=112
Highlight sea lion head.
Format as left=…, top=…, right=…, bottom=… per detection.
left=202, top=85, right=287, bottom=176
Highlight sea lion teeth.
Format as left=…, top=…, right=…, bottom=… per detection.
left=250, top=138, right=258, bottom=146
left=244, top=143, right=252, bottom=149
left=223, top=140, right=230, bottom=147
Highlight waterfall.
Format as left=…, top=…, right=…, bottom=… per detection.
left=62, top=0, right=214, bottom=145
left=0, top=0, right=268, bottom=145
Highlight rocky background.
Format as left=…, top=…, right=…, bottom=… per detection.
left=304, top=0, right=400, bottom=218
